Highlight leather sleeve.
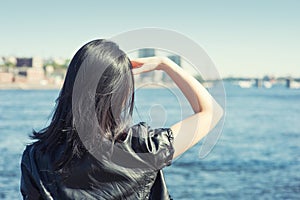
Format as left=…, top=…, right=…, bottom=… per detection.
left=133, top=122, right=175, bottom=170
left=20, top=146, right=42, bottom=200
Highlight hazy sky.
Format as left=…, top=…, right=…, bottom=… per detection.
left=1, top=0, right=299, bottom=77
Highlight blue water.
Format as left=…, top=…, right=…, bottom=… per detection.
left=0, top=83, right=299, bottom=199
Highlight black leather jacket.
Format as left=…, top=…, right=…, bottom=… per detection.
left=20, top=122, right=174, bottom=200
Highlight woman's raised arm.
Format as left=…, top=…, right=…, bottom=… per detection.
left=132, top=57, right=224, bottom=159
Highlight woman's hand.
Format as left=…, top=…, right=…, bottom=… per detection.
left=130, top=57, right=169, bottom=75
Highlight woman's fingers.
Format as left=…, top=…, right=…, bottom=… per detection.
left=131, top=63, right=158, bottom=75
left=130, top=61, right=144, bottom=69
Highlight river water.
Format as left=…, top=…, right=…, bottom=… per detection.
left=0, top=82, right=299, bottom=199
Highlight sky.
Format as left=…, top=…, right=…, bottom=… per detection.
left=1, top=0, right=299, bottom=77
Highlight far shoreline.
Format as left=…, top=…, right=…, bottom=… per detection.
left=0, top=82, right=179, bottom=90
left=0, top=83, right=62, bottom=90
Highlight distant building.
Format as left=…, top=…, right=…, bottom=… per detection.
left=26, top=68, right=45, bottom=83
left=32, top=57, right=43, bottom=68
left=14, top=57, right=45, bottom=83
left=168, top=55, right=181, bottom=66
left=16, top=58, right=32, bottom=67
left=0, top=72, right=13, bottom=83
left=16, top=57, right=43, bottom=68
left=138, top=48, right=155, bottom=57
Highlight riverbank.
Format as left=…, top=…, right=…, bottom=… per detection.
left=0, top=82, right=179, bottom=90
left=0, top=83, right=63, bottom=90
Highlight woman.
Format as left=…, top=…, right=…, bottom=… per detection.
left=20, top=39, right=223, bottom=199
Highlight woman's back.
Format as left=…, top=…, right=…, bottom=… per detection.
left=21, top=122, right=174, bottom=200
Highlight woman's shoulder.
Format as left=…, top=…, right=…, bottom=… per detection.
left=123, top=122, right=175, bottom=169
left=21, top=142, right=44, bottom=159
left=21, top=143, right=35, bottom=159
left=20, top=143, right=37, bottom=172
left=21, top=142, right=51, bottom=170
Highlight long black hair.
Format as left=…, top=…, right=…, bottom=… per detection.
left=31, top=39, right=135, bottom=170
